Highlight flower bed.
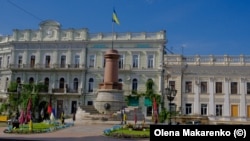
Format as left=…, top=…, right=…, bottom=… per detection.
left=103, top=123, right=150, bottom=139
left=3, top=121, right=74, bottom=134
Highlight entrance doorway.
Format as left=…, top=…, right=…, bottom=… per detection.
left=71, top=101, right=77, bottom=114
left=57, top=100, right=63, bottom=118
left=231, top=105, right=238, bottom=117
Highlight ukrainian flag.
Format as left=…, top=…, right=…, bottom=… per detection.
left=112, top=9, right=120, bottom=25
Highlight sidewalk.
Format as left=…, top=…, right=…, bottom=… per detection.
left=0, top=119, right=150, bottom=141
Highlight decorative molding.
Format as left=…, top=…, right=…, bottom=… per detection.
left=225, top=77, right=230, bottom=82
left=240, top=77, right=247, bottom=83
left=209, top=77, right=215, bottom=82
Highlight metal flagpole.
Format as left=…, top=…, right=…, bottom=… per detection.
left=112, top=13, right=114, bottom=50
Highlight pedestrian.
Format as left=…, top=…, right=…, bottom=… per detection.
left=40, top=108, right=44, bottom=121
left=123, top=112, right=127, bottom=125
left=120, top=109, right=124, bottom=125
left=72, top=112, right=76, bottom=122
left=61, top=111, right=65, bottom=124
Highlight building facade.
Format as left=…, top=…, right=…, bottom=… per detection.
left=164, top=54, right=250, bottom=124
left=0, top=20, right=166, bottom=118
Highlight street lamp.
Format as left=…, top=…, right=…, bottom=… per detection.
left=165, top=86, right=177, bottom=125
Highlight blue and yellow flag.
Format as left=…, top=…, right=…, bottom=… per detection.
left=112, top=9, right=120, bottom=24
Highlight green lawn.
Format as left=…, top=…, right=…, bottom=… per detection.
left=108, top=128, right=150, bottom=138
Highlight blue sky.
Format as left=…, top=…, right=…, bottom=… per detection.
left=1, top=0, right=250, bottom=55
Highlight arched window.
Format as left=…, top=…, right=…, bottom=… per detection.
left=73, top=78, right=79, bottom=91
left=88, top=78, right=94, bottom=92
left=29, top=77, right=34, bottom=84
left=147, top=78, right=153, bottom=90
left=16, top=77, right=21, bottom=84
left=132, top=78, right=138, bottom=91
left=59, top=78, right=65, bottom=88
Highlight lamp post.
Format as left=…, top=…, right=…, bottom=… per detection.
left=165, top=86, right=177, bottom=125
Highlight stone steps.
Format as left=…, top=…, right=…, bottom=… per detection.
left=75, top=105, right=145, bottom=122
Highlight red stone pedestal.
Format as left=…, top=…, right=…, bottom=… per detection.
left=95, top=49, right=125, bottom=114
left=99, top=49, right=122, bottom=90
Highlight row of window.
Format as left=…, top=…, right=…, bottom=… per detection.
left=185, top=81, right=250, bottom=94
left=185, top=103, right=223, bottom=116
left=0, top=53, right=156, bottom=69
left=90, top=54, right=155, bottom=69
left=11, top=77, right=140, bottom=93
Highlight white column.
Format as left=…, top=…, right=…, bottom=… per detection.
left=194, top=81, right=200, bottom=115
left=240, top=78, right=246, bottom=120
left=223, top=78, right=230, bottom=119
left=36, top=47, right=41, bottom=64
left=209, top=78, right=215, bottom=116
left=53, top=48, right=58, bottom=66
left=23, top=49, right=28, bottom=66
left=67, top=48, right=72, bottom=67
left=11, top=49, right=15, bottom=66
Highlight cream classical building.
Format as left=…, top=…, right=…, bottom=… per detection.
left=164, top=54, right=250, bottom=124
left=0, top=20, right=166, bottom=118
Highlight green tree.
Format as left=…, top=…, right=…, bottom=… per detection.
left=6, top=82, right=44, bottom=119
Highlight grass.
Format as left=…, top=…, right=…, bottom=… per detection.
left=104, top=124, right=150, bottom=139
left=109, top=128, right=150, bottom=138
left=3, top=121, right=74, bottom=134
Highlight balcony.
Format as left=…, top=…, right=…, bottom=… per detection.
left=118, top=64, right=131, bottom=71
left=52, top=88, right=80, bottom=94
left=8, top=63, right=85, bottom=71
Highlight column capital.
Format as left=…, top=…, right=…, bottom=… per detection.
left=225, top=77, right=230, bottom=82
left=209, top=77, right=215, bottom=82
left=241, top=77, right=247, bottom=83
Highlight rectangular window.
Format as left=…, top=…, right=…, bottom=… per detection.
left=89, top=55, right=95, bottom=68
left=132, top=54, right=139, bottom=68
left=169, top=103, right=176, bottom=112
left=74, top=55, right=80, bottom=68
left=215, top=82, right=222, bottom=93
left=185, top=103, right=192, bottom=115
left=45, top=55, right=51, bottom=68
left=247, top=82, right=250, bottom=94
left=216, top=104, right=223, bottom=116
left=0, top=57, right=2, bottom=68
left=231, top=82, right=237, bottom=94
left=185, top=81, right=192, bottom=93
left=18, top=56, right=22, bottom=68
left=201, top=82, right=207, bottom=93
left=169, top=81, right=175, bottom=89
left=60, top=55, right=66, bottom=68
left=7, top=56, right=10, bottom=67
left=147, top=54, right=154, bottom=68
left=119, top=54, right=124, bottom=69
left=30, top=55, right=35, bottom=68
left=200, top=104, right=207, bottom=115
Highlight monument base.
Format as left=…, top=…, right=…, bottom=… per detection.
left=94, top=89, right=126, bottom=114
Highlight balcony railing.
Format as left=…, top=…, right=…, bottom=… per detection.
left=165, top=55, right=250, bottom=66
left=8, top=63, right=85, bottom=70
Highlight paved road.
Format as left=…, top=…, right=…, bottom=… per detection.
left=0, top=120, right=149, bottom=141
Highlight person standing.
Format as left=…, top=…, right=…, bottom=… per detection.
left=120, top=109, right=124, bottom=125
left=61, top=111, right=65, bottom=124
left=72, top=112, right=76, bottom=123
